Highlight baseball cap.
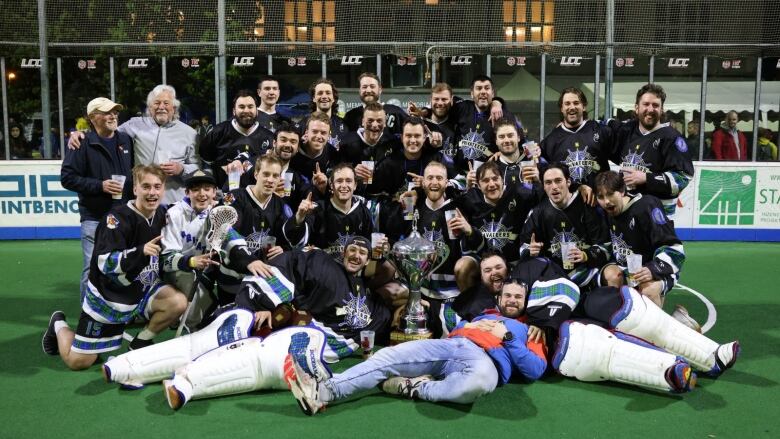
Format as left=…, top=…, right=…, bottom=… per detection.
left=344, top=235, right=371, bottom=252
left=87, top=97, right=123, bottom=115
left=185, top=170, right=217, bottom=189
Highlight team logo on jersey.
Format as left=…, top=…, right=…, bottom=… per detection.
left=548, top=305, right=562, bottom=316
left=651, top=208, right=667, bottom=225
left=106, top=214, right=119, bottom=229
left=246, top=229, right=271, bottom=253
left=458, top=129, right=490, bottom=160
left=609, top=231, right=632, bottom=266
left=423, top=228, right=451, bottom=272
left=550, top=230, right=580, bottom=260
left=480, top=220, right=517, bottom=251
left=329, top=134, right=341, bottom=150
left=593, top=132, right=600, bottom=143
left=629, top=218, right=636, bottom=230
left=652, top=139, right=661, bottom=150
left=620, top=151, right=651, bottom=173
left=674, top=136, right=688, bottom=153
left=339, top=293, right=372, bottom=329
left=564, top=148, right=599, bottom=183
left=136, top=255, right=160, bottom=288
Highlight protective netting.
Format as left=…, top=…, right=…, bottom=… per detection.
left=0, top=0, right=777, bottom=58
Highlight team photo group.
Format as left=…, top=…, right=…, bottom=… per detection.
left=41, top=69, right=740, bottom=415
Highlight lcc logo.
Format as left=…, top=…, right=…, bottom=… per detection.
left=128, top=58, right=149, bottom=68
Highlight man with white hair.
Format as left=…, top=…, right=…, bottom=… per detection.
left=69, top=84, right=199, bottom=204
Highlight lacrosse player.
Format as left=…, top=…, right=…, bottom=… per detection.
left=42, top=165, right=188, bottom=370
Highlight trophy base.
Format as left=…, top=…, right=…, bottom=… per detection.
left=389, top=329, right=433, bottom=345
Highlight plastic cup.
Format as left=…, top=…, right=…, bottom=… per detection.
left=371, top=232, right=385, bottom=260
left=283, top=172, right=293, bottom=197
left=444, top=210, right=458, bottom=239
left=362, top=161, right=375, bottom=184
left=261, top=236, right=276, bottom=259
left=560, top=242, right=577, bottom=270
left=228, top=169, right=241, bottom=191
left=360, top=330, right=375, bottom=359
left=111, top=174, right=126, bottom=200
left=522, top=140, right=541, bottom=158
left=520, top=160, right=535, bottom=182
left=627, top=253, right=643, bottom=287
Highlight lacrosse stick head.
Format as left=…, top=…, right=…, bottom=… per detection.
left=206, top=205, right=238, bottom=257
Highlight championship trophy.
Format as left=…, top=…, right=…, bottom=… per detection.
left=389, top=210, right=439, bottom=344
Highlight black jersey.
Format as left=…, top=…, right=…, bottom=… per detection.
left=222, top=187, right=301, bottom=253
left=494, top=154, right=536, bottom=188
left=458, top=182, right=542, bottom=263
left=290, top=196, right=374, bottom=261
left=605, top=193, right=685, bottom=281
left=344, top=103, right=409, bottom=136
left=235, top=249, right=391, bottom=353
left=451, top=100, right=520, bottom=162
left=510, top=257, right=580, bottom=333
left=296, top=113, right=348, bottom=151
left=199, top=120, right=274, bottom=187
left=425, top=117, right=466, bottom=173
left=611, top=120, right=694, bottom=215
left=365, top=149, right=453, bottom=200
left=519, top=192, right=610, bottom=286
left=89, top=202, right=167, bottom=305
left=540, top=120, right=613, bottom=188
left=257, top=110, right=292, bottom=134
left=289, top=143, right=340, bottom=180
left=239, top=165, right=313, bottom=212
left=338, top=129, right=401, bottom=168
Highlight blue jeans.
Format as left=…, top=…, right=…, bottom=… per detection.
left=80, top=220, right=99, bottom=300
left=324, top=337, right=498, bottom=404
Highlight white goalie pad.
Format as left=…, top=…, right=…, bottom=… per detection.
left=611, top=287, right=719, bottom=372
left=171, top=326, right=331, bottom=406
left=553, top=321, right=679, bottom=392
left=104, top=308, right=255, bottom=387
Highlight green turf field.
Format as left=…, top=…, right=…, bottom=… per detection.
left=2, top=240, right=778, bottom=438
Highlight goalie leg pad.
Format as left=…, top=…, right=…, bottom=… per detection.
left=554, top=321, right=683, bottom=393
left=611, top=286, right=719, bottom=372
left=181, top=327, right=331, bottom=402
left=103, top=308, right=255, bottom=386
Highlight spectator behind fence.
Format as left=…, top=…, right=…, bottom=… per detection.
left=711, top=111, right=748, bottom=161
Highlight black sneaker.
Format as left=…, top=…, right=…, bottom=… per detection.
left=42, top=311, right=65, bottom=355
left=129, top=336, right=154, bottom=351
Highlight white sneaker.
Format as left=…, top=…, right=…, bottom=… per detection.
left=381, top=375, right=433, bottom=399
left=288, top=353, right=326, bottom=416
left=672, top=305, right=701, bottom=333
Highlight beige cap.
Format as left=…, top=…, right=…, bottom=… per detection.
left=87, top=97, right=123, bottom=115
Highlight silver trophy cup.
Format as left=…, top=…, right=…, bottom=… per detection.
left=391, top=210, right=439, bottom=335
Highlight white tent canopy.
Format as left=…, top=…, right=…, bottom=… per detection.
left=584, top=81, right=780, bottom=114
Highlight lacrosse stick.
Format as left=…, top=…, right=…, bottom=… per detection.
left=176, top=205, right=238, bottom=337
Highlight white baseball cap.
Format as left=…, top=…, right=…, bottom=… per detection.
left=87, top=97, right=123, bottom=115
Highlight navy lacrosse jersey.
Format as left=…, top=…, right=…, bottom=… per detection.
left=239, top=165, right=314, bottom=212
left=338, top=129, right=401, bottom=168
left=540, top=120, right=613, bottom=189
left=458, top=182, right=542, bottom=263
left=519, top=192, right=611, bottom=286
left=611, top=120, right=694, bottom=215
left=296, top=113, right=348, bottom=151
left=222, top=187, right=300, bottom=254
left=198, top=121, right=274, bottom=188
left=344, top=103, right=409, bottom=136
left=425, top=117, right=466, bottom=174
left=289, top=143, right=340, bottom=180
left=257, top=111, right=292, bottom=134
left=89, top=202, right=167, bottom=306
left=235, top=249, right=392, bottom=354
left=292, top=196, right=374, bottom=260
left=604, top=193, right=685, bottom=282
left=451, top=100, right=521, bottom=162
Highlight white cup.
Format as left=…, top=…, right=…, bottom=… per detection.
left=626, top=253, right=643, bottom=287
left=360, top=330, right=375, bottom=359
left=403, top=196, right=415, bottom=220
left=371, top=232, right=385, bottom=260
left=283, top=172, right=294, bottom=197
left=228, top=169, right=241, bottom=191
left=444, top=210, right=458, bottom=239
left=361, top=161, right=375, bottom=184
left=560, top=242, right=577, bottom=270
left=111, top=174, right=126, bottom=200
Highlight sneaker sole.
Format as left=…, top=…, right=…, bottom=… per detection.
left=288, top=376, right=317, bottom=416
left=42, top=311, right=64, bottom=356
